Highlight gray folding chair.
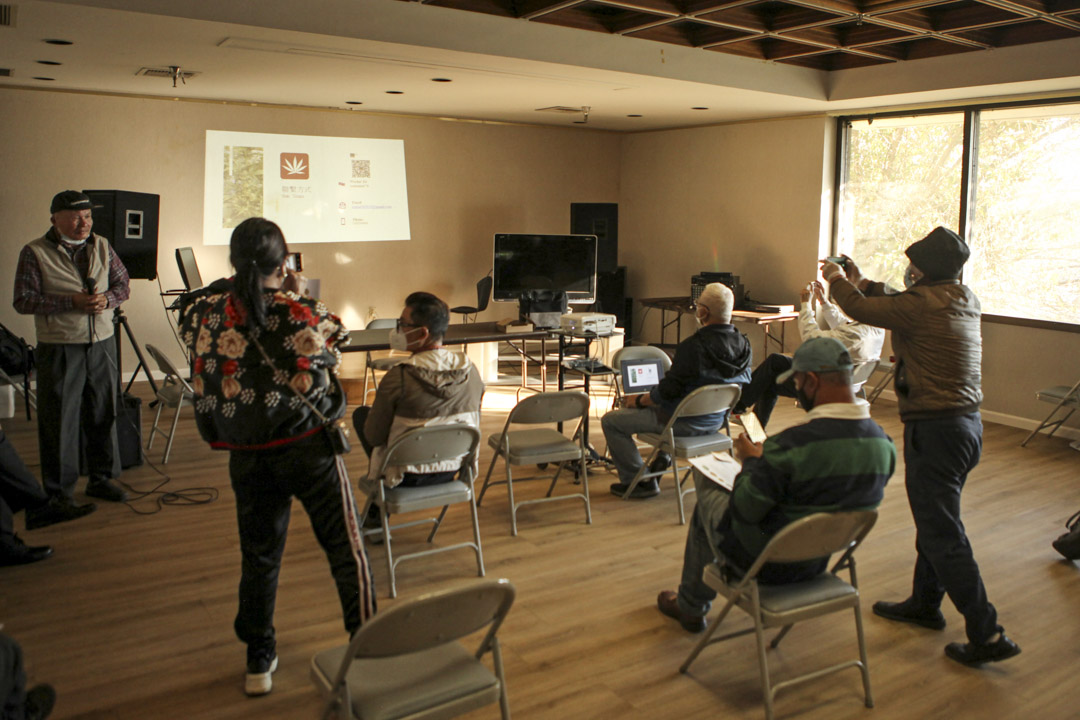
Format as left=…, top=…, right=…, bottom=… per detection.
left=311, top=578, right=515, bottom=720
left=1022, top=378, right=1080, bottom=447
left=144, top=343, right=195, bottom=464
left=850, top=359, right=880, bottom=400
left=620, top=384, right=742, bottom=525
left=478, top=390, right=591, bottom=536
left=359, top=424, right=485, bottom=598
left=865, top=357, right=895, bottom=405
left=610, top=344, right=672, bottom=410
left=362, top=318, right=409, bottom=404
left=680, top=511, right=879, bottom=720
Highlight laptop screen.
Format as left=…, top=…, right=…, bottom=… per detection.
left=621, top=358, right=665, bottom=395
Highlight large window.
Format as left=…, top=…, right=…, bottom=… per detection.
left=835, top=99, right=1080, bottom=328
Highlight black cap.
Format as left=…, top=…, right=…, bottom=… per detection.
left=50, top=190, right=93, bottom=214
left=905, top=226, right=969, bottom=281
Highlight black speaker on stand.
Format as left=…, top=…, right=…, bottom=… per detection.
left=571, top=203, right=618, bottom=274
left=83, top=189, right=160, bottom=280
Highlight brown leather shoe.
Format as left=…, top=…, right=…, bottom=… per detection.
left=657, top=590, right=706, bottom=633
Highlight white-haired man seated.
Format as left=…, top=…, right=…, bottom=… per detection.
left=601, top=283, right=752, bottom=499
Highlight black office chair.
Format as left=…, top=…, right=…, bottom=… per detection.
left=451, top=273, right=493, bottom=323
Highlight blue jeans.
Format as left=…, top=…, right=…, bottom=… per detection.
left=600, top=407, right=719, bottom=485
left=904, top=413, right=1000, bottom=644
left=676, top=470, right=732, bottom=617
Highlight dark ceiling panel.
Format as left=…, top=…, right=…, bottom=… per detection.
left=403, top=0, right=1078, bottom=69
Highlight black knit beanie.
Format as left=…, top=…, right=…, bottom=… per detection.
left=905, top=227, right=969, bottom=280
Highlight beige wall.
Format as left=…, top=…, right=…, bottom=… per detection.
left=619, top=116, right=1080, bottom=435
left=3, top=88, right=1075, bottom=434
left=0, top=87, right=621, bottom=375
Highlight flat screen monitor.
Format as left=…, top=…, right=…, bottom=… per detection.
left=492, top=233, right=597, bottom=304
left=175, top=247, right=203, bottom=291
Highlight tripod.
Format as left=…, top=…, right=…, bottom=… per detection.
left=113, top=307, right=159, bottom=397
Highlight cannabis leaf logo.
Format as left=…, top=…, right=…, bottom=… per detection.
left=280, top=153, right=310, bottom=179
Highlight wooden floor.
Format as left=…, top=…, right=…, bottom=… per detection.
left=2, top=380, right=1079, bottom=720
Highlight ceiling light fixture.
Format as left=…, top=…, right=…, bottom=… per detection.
left=431, top=77, right=452, bottom=82
left=627, top=114, right=642, bottom=118
left=572, top=106, right=591, bottom=125
left=692, top=106, right=709, bottom=110
left=33, top=76, right=55, bottom=81
left=36, top=60, right=62, bottom=66
left=43, top=39, right=72, bottom=45
left=386, top=90, right=404, bottom=94
left=169, top=65, right=186, bottom=88
left=345, top=100, right=363, bottom=105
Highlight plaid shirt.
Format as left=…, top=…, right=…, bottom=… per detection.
left=13, top=230, right=130, bottom=316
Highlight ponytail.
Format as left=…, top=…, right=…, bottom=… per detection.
left=229, top=218, right=287, bottom=329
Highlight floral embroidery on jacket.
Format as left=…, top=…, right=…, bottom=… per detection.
left=179, top=279, right=350, bottom=449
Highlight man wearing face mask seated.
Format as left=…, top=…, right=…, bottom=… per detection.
left=602, top=283, right=752, bottom=499
left=353, top=292, right=484, bottom=525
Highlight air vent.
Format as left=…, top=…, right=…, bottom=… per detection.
left=135, top=67, right=200, bottom=80
left=535, top=106, right=587, bottom=114
left=0, top=4, right=16, bottom=28
left=0, top=68, right=11, bottom=77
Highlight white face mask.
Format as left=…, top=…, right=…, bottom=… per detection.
left=59, top=234, right=86, bottom=245
left=388, top=327, right=418, bottom=351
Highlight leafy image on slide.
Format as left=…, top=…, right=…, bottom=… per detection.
left=223, top=145, right=264, bottom=228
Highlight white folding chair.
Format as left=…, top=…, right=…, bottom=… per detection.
left=621, top=384, right=742, bottom=525
left=362, top=318, right=408, bottom=405
left=1022, top=377, right=1080, bottom=447
left=610, top=345, right=673, bottom=410
left=359, top=424, right=485, bottom=598
left=478, top=390, right=591, bottom=536
left=144, top=343, right=195, bottom=464
left=681, top=511, right=879, bottom=720
left=311, top=578, right=515, bottom=720
left=850, top=359, right=880, bottom=400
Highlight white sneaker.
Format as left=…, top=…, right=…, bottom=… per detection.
left=244, top=654, right=278, bottom=696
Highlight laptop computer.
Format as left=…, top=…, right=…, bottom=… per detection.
left=620, top=357, right=665, bottom=397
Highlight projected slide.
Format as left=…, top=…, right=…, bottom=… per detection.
left=203, top=130, right=411, bottom=245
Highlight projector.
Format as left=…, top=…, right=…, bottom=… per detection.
left=560, top=312, right=616, bottom=335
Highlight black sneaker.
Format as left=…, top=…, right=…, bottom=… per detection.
left=1052, top=510, right=1080, bottom=560
left=648, top=452, right=672, bottom=474
left=872, top=599, right=946, bottom=630
left=945, top=634, right=1021, bottom=666
left=25, top=497, right=97, bottom=531
left=86, top=478, right=128, bottom=503
left=245, top=646, right=278, bottom=696
left=362, top=504, right=383, bottom=530
left=25, top=684, right=56, bottom=720
left=610, top=480, right=660, bottom=499
left=0, top=535, right=53, bottom=567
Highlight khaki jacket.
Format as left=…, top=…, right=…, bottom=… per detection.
left=830, top=278, right=982, bottom=421
left=364, top=348, right=484, bottom=487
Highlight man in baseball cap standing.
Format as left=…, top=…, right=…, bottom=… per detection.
left=13, top=191, right=131, bottom=518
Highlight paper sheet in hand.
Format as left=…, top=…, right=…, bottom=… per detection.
left=687, top=452, right=741, bottom=492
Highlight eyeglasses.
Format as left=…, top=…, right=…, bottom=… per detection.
left=395, top=318, right=421, bottom=331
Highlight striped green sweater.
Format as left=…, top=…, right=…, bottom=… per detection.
left=718, top=404, right=896, bottom=583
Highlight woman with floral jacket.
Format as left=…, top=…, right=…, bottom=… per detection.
left=179, top=218, right=374, bottom=697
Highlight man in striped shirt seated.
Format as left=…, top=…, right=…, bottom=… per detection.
left=657, top=337, right=897, bottom=633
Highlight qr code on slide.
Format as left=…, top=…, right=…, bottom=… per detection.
left=351, top=159, right=370, bottom=179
